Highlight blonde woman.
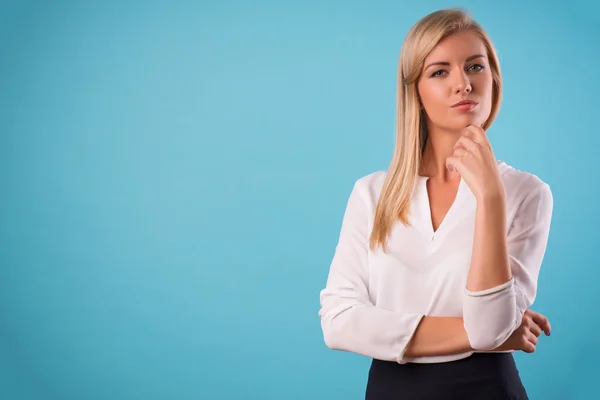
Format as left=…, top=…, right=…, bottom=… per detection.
left=318, top=8, right=553, bottom=399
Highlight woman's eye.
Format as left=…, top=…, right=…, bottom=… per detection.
left=430, top=64, right=484, bottom=77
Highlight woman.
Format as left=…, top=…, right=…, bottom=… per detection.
left=318, top=8, right=553, bottom=400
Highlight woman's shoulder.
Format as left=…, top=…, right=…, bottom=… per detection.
left=355, top=170, right=387, bottom=192
left=352, top=170, right=388, bottom=199
left=355, top=170, right=387, bottom=187
left=497, top=160, right=552, bottom=203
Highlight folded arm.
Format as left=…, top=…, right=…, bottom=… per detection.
left=462, top=182, right=553, bottom=350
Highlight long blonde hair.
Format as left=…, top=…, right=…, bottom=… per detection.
left=369, top=8, right=503, bottom=253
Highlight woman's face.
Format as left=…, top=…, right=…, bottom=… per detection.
left=417, top=31, right=494, bottom=131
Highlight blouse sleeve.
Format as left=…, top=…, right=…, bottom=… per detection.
left=318, top=179, right=424, bottom=364
left=462, top=182, right=553, bottom=350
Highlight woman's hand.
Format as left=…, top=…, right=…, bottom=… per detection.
left=446, top=125, right=505, bottom=201
left=494, top=309, right=552, bottom=353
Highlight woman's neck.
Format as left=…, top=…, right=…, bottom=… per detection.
left=420, top=126, right=462, bottom=183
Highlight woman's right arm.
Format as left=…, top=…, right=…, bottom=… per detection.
left=403, top=316, right=473, bottom=357
left=319, top=179, right=472, bottom=364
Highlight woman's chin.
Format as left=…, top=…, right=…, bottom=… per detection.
left=453, top=116, right=480, bottom=129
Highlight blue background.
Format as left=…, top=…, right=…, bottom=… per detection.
left=1, top=0, right=597, bottom=399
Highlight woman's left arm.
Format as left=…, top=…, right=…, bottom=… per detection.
left=446, top=125, right=554, bottom=351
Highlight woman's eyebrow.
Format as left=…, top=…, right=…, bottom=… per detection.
left=424, top=54, right=486, bottom=70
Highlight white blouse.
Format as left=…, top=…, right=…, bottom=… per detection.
left=318, top=161, right=553, bottom=364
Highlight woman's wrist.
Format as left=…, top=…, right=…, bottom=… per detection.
left=475, top=187, right=506, bottom=206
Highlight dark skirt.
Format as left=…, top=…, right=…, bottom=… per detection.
left=365, top=352, right=528, bottom=400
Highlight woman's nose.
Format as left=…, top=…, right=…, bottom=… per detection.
left=454, top=72, right=472, bottom=94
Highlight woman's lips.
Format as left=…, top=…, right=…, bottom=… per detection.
left=451, top=102, right=478, bottom=111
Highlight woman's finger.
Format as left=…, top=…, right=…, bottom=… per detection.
left=527, top=330, right=539, bottom=346
left=464, top=124, right=487, bottom=145
left=523, top=333, right=537, bottom=353
left=453, top=135, right=479, bottom=153
left=445, top=156, right=462, bottom=178
left=452, top=147, right=469, bottom=157
left=529, top=322, right=543, bottom=337
left=530, top=312, right=551, bottom=336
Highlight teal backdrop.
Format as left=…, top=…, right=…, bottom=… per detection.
left=1, top=1, right=597, bottom=399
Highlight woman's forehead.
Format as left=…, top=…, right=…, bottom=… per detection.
left=425, top=32, right=487, bottom=62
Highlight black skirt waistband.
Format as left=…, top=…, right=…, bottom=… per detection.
left=365, top=352, right=528, bottom=400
